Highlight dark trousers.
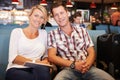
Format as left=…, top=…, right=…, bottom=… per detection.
left=5, top=65, right=51, bottom=80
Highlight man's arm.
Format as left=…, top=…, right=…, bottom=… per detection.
left=81, top=46, right=96, bottom=73
left=86, top=46, right=96, bottom=67
left=48, top=47, right=87, bottom=73
left=48, top=48, right=73, bottom=67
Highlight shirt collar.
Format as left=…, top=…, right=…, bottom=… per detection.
left=58, top=25, right=75, bottom=32
left=57, top=25, right=77, bottom=37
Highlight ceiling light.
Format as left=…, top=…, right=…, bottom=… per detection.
left=12, top=0, right=19, bottom=4
left=111, top=3, right=118, bottom=10
left=90, top=2, right=96, bottom=8
left=66, top=0, right=73, bottom=7
left=40, top=0, right=47, bottom=6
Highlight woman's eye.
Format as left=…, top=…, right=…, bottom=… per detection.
left=34, top=15, right=44, bottom=20
left=40, top=16, right=44, bottom=19
left=34, top=14, right=39, bottom=17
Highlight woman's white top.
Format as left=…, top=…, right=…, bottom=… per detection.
left=7, top=28, right=47, bottom=70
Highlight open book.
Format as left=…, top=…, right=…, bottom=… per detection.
left=24, top=61, right=53, bottom=68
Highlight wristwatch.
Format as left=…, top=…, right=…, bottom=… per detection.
left=70, top=61, right=75, bottom=69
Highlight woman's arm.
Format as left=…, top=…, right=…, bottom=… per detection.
left=8, top=29, right=21, bottom=64
left=13, top=55, right=32, bottom=65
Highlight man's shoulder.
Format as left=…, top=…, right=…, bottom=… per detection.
left=48, top=28, right=58, bottom=34
left=74, top=25, right=86, bottom=30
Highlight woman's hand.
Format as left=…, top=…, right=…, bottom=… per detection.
left=36, top=58, right=50, bottom=64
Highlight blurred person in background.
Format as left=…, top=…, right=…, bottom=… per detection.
left=116, top=19, right=120, bottom=26
left=70, top=11, right=85, bottom=28
left=111, top=11, right=120, bottom=26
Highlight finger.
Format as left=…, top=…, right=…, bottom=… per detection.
left=81, top=68, right=88, bottom=73
left=82, top=64, right=89, bottom=69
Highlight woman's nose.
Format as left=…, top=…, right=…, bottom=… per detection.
left=37, top=17, right=42, bottom=22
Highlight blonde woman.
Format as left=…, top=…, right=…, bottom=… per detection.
left=5, top=5, right=51, bottom=80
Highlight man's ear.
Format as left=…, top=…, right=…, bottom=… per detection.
left=67, top=11, right=69, bottom=15
left=67, top=11, right=71, bottom=17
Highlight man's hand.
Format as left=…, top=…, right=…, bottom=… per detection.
left=75, top=60, right=86, bottom=72
left=81, top=62, right=90, bottom=73
left=75, top=60, right=91, bottom=74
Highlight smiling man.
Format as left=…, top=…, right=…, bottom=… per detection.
left=47, top=1, right=115, bottom=80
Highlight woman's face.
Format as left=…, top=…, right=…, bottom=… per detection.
left=29, top=8, right=45, bottom=28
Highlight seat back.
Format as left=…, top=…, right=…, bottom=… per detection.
left=88, top=30, right=106, bottom=52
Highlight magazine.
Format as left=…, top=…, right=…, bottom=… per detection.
left=24, top=61, right=53, bottom=68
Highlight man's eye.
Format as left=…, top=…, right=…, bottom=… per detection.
left=60, top=12, right=64, bottom=15
left=54, top=14, right=58, bottom=17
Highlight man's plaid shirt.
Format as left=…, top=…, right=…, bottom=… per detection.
left=47, top=26, right=94, bottom=61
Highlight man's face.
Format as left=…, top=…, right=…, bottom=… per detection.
left=52, top=6, right=69, bottom=27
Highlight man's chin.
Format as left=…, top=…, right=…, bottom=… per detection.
left=60, top=25, right=66, bottom=28
left=58, top=23, right=65, bottom=27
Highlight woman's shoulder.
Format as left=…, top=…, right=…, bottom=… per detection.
left=11, top=28, right=22, bottom=34
left=39, top=29, right=47, bottom=34
left=12, top=28, right=22, bottom=32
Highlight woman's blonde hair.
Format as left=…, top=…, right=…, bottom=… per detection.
left=29, top=5, right=48, bottom=24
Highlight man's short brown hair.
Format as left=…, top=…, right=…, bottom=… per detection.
left=50, top=1, right=67, bottom=15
